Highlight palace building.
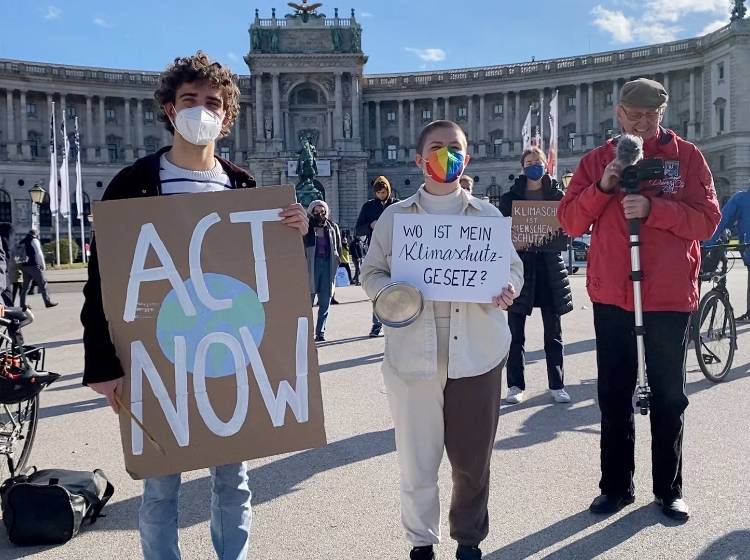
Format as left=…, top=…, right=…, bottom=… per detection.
left=1, top=4, right=749, bottom=244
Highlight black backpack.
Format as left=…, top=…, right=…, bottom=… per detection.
left=0, top=468, right=114, bottom=545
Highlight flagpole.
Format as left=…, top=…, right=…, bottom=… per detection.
left=74, top=117, right=86, bottom=264
left=49, top=101, right=60, bottom=267
left=55, top=214, right=60, bottom=266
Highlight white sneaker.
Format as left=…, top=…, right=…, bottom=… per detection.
left=551, top=388, right=571, bottom=403
left=505, top=386, right=524, bottom=404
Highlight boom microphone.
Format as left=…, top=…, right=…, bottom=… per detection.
left=616, top=134, right=644, bottom=167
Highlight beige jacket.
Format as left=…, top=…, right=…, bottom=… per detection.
left=362, top=188, right=524, bottom=380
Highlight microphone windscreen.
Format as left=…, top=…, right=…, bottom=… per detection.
left=616, top=134, right=644, bottom=167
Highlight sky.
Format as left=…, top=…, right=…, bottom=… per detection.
left=0, top=0, right=736, bottom=75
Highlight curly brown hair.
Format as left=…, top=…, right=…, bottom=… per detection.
left=154, top=51, right=240, bottom=138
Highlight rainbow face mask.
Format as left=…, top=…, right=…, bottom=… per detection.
left=425, top=146, right=466, bottom=184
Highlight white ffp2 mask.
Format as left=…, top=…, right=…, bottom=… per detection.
left=170, top=106, right=223, bottom=146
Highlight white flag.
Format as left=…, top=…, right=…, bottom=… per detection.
left=59, top=112, right=71, bottom=219
left=74, top=117, right=83, bottom=219
left=547, top=90, right=559, bottom=179
left=48, top=103, right=58, bottom=215
left=521, top=107, right=533, bottom=149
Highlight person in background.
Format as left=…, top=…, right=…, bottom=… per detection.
left=499, top=147, right=573, bottom=405
left=304, top=199, right=342, bottom=342
left=340, top=231, right=354, bottom=284
left=459, top=175, right=474, bottom=195
left=0, top=223, right=14, bottom=306
left=356, top=175, right=397, bottom=337
left=706, top=186, right=750, bottom=321
left=350, top=235, right=364, bottom=285
left=559, top=78, right=720, bottom=521
left=20, top=229, right=57, bottom=310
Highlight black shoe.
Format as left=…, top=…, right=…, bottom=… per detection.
left=589, top=493, right=635, bottom=514
left=410, top=546, right=435, bottom=560
left=456, top=544, right=482, bottom=560
left=45, top=302, right=59, bottom=308
left=655, top=497, right=690, bottom=521
left=331, top=298, right=340, bottom=305
left=314, top=334, right=325, bottom=342
left=736, top=312, right=750, bottom=323
left=369, top=327, right=382, bottom=338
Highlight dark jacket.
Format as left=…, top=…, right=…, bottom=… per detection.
left=500, top=175, right=573, bottom=317
left=355, top=197, right=397, bottom=243
left=80, top=146, right=256, bottom=385
left=303, top=217, right=343, bottom=293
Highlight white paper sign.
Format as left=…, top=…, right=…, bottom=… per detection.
left=391, top=214, right=512, bottom=303
left=287, top=160, right=331, bottom=177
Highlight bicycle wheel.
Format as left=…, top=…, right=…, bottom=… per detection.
left=694, top=291, right=736, bottom=383
left=0, top=394, right=39, bottom=480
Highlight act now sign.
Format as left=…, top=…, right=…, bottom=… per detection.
left=93, top=186, right=326, bottom=479
left=391, top=214, right=512, bottom=303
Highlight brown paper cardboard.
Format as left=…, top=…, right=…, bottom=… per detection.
left=92, top=186, right=326, bottom=479
left=511, top=200, right=569, bottom=252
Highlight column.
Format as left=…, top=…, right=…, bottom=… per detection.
left=375, top=101, right=382, bottom=159
left=587, top=83, right=595, bottom=147
left=327, top=111, right=334, bottom=148
left=334, top=72, right=343, bottom=141
left=575, top=84, right=582, bottom=149
left=98, top=97, right=107, bottom=161
left=504, top=91, right=511, bottom=154
left=46, top=93, right=55, bottom=145
left=662, top=72, right=670, bottom=127
left=409, top=99, right=416, bottom=152
left=330, top=162, right=340, bottom=222
left=397, top=100, right=405, bottom=159
left=85, top=96, right=96, bottom=161
left=246, top=104, right=254, bottom=152
left=688, top=69, right=696, bottom=139
left=432, top=98, right=438, bottom=121
left=283, top=111, right=290, bottom=150
left=19, top=91, right=30, bottom=158
left=514, top=92, right=521, bottom=153
left=612, top=79, right=619, bottom=128
left=255, top=74, right=265, bottom=140
left=272, top=73, right=281, bottom=140
left=235, top=108, right=244, bottom=162
left=5, top=90, right=16, bottom=159
left=478, top=94, right=486, bottom=142
left=123, top=98, right=133, bottom=161
left=538, top=90, right=545, bottom=149
left=135, top=99, right=145, bottom=159
left=351, top=74, right=361, bottom=139
left=467, top=95, right=475, bottom=145
left=444, top=97, right=450, bottom=120
left=362, top=102, right=369, bottom=149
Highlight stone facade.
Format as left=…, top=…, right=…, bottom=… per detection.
left=0, top=6, right=749, bottom=245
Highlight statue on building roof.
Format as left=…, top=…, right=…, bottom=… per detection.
left=287, top=1, right=324, bottom=22
left=731, top=0, right=747, bottom=21
left=351, top=25, right=362, bottom=53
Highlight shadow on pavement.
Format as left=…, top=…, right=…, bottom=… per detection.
left=320, top=352, right=383, bottom=374
left=38, top=338, right=83, bottom=350
left=526, top=338, right=597, bottom=363
left=694, top=530, right=750, bottom=559
left=39, top=397, right=107, bottom=419
left=97, top=428, right=395, bottom=531
left=485, top=505, right=672, bottom=560
left=317, top=335, right=374, bottom=348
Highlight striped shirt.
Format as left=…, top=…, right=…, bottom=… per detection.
left=159, top=153, right=231, bottom=194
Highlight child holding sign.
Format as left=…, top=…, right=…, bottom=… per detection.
left=362, top=121, right=523, bottom=560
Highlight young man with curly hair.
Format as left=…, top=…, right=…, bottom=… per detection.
left=80, top=51, right=308, bottom=560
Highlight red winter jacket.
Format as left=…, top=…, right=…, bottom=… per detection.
left=559, top=129, right=720, bottom=313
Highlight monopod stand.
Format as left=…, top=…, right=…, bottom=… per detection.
left=623, top=181, right=651, bottom=415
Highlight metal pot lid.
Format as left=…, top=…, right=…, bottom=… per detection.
left=373, top=282, right=424, bottom=328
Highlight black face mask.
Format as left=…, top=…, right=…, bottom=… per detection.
left=313, top=215, right=326, bottom=226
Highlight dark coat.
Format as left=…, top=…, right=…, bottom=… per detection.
left=80, top=147, right=255, bottom=385
left=500, top=175, right=573, bottom=317
left=355, top=197, right=397, bottom=243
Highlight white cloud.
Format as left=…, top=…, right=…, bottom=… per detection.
left=405, top=47, right=446, bottom=62
left=44, top=6, right=61, bottom=20
left=360, top=11, right=373, bottom=18
left=701, top=19, right=727, bottom=35
left=591, top=6, right=633, bottom=43
left=93, top=17, right=113, bottom=28
left=644, top=0, right=728, bottom=23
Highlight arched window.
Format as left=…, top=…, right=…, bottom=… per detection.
left=0, top=190, right=11, bottom=223
left=296, top=88, right=319, bottom=105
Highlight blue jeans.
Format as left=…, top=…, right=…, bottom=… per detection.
left=311, top=255, right=333, bottom=336
left=139, top=462, right=252, bottom=560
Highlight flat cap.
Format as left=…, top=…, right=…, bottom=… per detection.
left=619, top=78, right=669, bottom=108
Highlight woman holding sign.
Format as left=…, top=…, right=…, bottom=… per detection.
left=362, top=120, right=523, bottom=560
left=499, top=147, right=573, bottom=405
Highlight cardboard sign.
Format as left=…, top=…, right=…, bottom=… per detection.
left=93, top=186, right=326, bottom=479
left=391, top=214, right=512, bottom=303
left=511, top=201, right=569, bottom=252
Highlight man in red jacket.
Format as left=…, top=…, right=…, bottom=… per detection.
left=559, top=78, right=720, bottom=521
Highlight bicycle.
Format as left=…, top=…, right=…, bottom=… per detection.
left=692, top=242, right=750, bottom=383
left=0, top=308, right=59, bottom=481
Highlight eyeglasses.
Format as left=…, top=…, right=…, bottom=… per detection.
left=620, top=106, right=664, bottom=122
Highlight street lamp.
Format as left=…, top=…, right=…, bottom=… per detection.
left=28, top=183, right=46, bottom=232
left=560, top=172, right=575, bottom=274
